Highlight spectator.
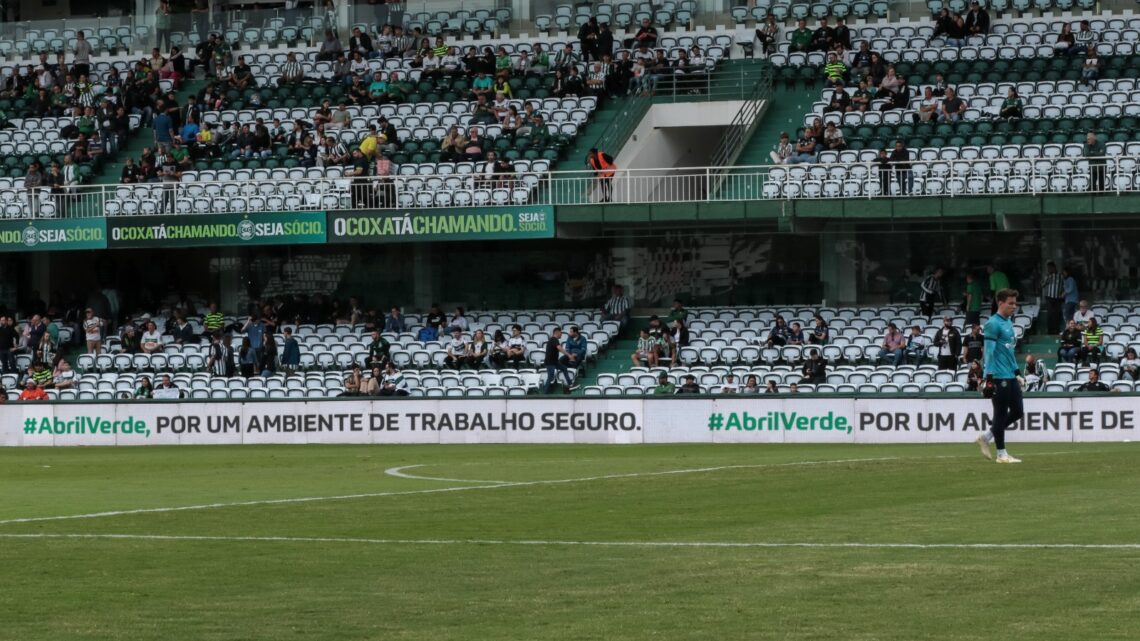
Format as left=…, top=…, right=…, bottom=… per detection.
left=809, top=316, right=829, bottom=345
left=932, top=316, right=962, bottom=370
left=932, top=8, right=953, bottom=40
left=875, top=65, right=902, bottom=99
left=82, top=308, right=104, bottom=354
left=379, top=362, right=409, bottom=396
left=207, top=332, right=234, bottom=377
left=1076, top=369, right=1110, bottom=392
left=586, top=148, right=616, bottom=203
left=877, top=323, right=905, bottom=366
left=631, top=18, right=659, bottom=49
left=786, top=321, right=806, bottom=346
left=1021, top=354, right=1049, bottom=392
left=488, top=329, right=509, bottom=370
left=383, top=307, right=406, bottom=333
left=342, top=365, right=363, bottom=396
left=756, top=15, right=780, bottom=56
left=903, top=325, right=929, bottom=365
left=987, top=265, right=1010, bottom=313
left=135, top=376, right=154, bottom=399
left=742, top=375, right=761, bottom=394
left=564, top=326, right=588, bottom=373
left=141, top=320, right=163, bottom=353
left=999, top=87, right=1023, bottom=119
left=789, top=129, right=817, bottom=164
left=603, top=285, right=630, bottom=324
left=1081, top=318, right=1105, bottom=365
left=962, top=324, right=985, bottom=365
left=631, top=328, right=659, bottom=367
left=1080, top=49, right=1099, bottom=88
left=946, top=13, right=968, bottom=48
left=1071, top=20, right=1096, bottom=57
left=238, top=337, right=257, bottom=377
left=938, top=87, right=966, bottom=122
left=444, top=307, right=469, bottom=334
left=966, top=360, right=984, bottom=391
left=964, top=1, right=989, bottom=36
left=0, top=316, right=15, bottom=373
left=825, top=84, right=851, bottom=113
left=259, top=334, right=279, bottom=376
left=1120, top=347, right=1140, bottom=381
left=823, top=53, right=846, bottom=86
left=874, top=148, right=891, bottom=194
left=277, top=328, right=299, bottom=375
left=468, top=330, right=489, bottom=369
left=653, top=373, right=675, bottom=395
left=19, top=379, right=48, bottom=401
left=721, top=373, right=740, bottom=394
left=1084, top=131, right=1106, bottom=191
left=1057, top=319, right=1083, bottom=363
left=1072, top=299, right=1095, bottom=329
left=800, top=349, right=827, bottom=384
left=765, top=316, right=790, bottom=347
left=666, top=299, right=689, bottom=323
left=852, top=79, right=873, bottom=112
left=919, top=267, right=945, bottom=319
left=1062, top=267, right=1079, bottom=323
left=578, top=17, right=599, bottom=62
left=443, top=328, right=468, bottom=369
left=890, top=140, right=913, bottom=195
left=789, top=19, right=812, bottom=53
left=506, top=324, right=527, bottom=368
left=823, top=122, right=846, bottom=151
left=677, top=374, right=701, bottom=394
left=52, top=359, right=75, bottom=391
left=765, top=380, right=778, bottom=394
left=1054, top=23, right=1076, bottom=55
left=542, top=327, right=576, bottom=394
left=669, top=319, right=690, bottom=359
left=769, top=132, right=794, bottom=164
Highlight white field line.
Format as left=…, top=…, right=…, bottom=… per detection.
left=383, top=465, right=512, bottom=484
left=0, top=456, right=897, bottom=526
left=0, top=450, right=1084, bottom=528
left=2, top=532, right=1139, bottom=550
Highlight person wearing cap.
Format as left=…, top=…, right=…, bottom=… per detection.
left=653, top=373, right=675, bottom=395
left=19, top=378, right=48, bottom=401
left=965, top=1, right=990, bottom=37
left=677, top=374, right=701, bottom=394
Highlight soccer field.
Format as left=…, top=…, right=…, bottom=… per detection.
left=2, top=443, right=1139, bottom=641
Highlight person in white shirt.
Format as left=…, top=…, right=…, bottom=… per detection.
left=506, top=324, right=527, bottom=368
left=444, top=307, right=469, bottom=334
left=468, top=329, right=490, bottom=369
left=444, top=329, right=470, bottom=369
left=1121, top=347, right=1140, bottom=381
left=1071, top=299, right=1096, bottom=329
left=1020, top=354, right=1050, bottom=391
left=83, top=308, right=104, bottom=355
left=903, top=325, right=930, bottom=365
left=917, top=86, right=939, bottom=122
left=721, top=373, right=739, bottom=394
left=380, top=362, right=409, bottom=396
left=141, top=320, right=163, bottom=354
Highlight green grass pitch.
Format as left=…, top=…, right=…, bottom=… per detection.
left=2, top=442, right=1139, bottom=640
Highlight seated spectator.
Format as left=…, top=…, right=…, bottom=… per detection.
left=489, top=329, right=509, bottom=369
left=602, top=285, right=631, bottom=324
left=379, top=362, right=409, bottom=396
left=506, top=324, right=526, bottom=368
left=19, top=378, right=48, bottom=401
left=1072, top=299, right=1096, bottom=329
left=342, top=365, right=363, bottom=396
left=366, top=329, right=391, bottom=369
left=1071, top=20, right=1096, bottom=56
left=769, top=132, right=794, bottom=164
left=742, top=374, right=761, bottom=394
left=1080, top=49, right=1099, bottom=88
left=999, top=87, right=1023, bottom=119
left=631, top=328, right=659, bottom=367
left=786, top=322, right=806, bottom=346
left=765, top=316, right=790, bottom=347
left=765, top=380, right=778, bottom=393
left=362, top=365, right=384, bottom=395
left=809, top=316, right=829, bottom=345
left=669, top=319, right=690, bottom=360
left=789, top=19, right=812, bottom=53
left=965, top=360, right=984, bottom=391
left=964, top=1, right=989, bottom=36
left=875, top=65, right=902, bottom=99
left=653, top=372, right=675, bottom=395
left=1121, top=347, right=1140, bottom=381
left=631, top=17, right=659, bottom=49
left=677, top=374, right=701, bottom=394
left=720, top=373, right=739, bottom=394
left=563, top=326, right=588, bottom=372
left=463, top=128, right=485, bottom=161
left=52, top=358, right=75, bottom=390
left=463, top=330, right=487, bottom=370
left=903, top=325, right=929, bottom=365
left=917, top=86, right=939, bottom=122
left=800, top=349, right=827, bottom=384
left=789, top=130, right=818, bottom=164
left=1080, top=317, right=1105, bottom=365
left=1021, top=354, right=1049, bottom=392
left=756, top=15, right=780, bottom=55
left=561, top=67, right=585, bottom=97
left=135, top=376, right=154, bottom=399
left=823, top=122, right=846, bottom=151
left=877, top=323, right=906, bottom=366
left=1076, top=369, right=1111, bottom=392
left=280, top=52, right=305, bottom=84
left=1054, top=23, right=1076, bottom=55
left=823, top=53, right=846, bottom=86
left=851, top=79, right=873, bottom=112
left=1057, top=320, right=1083, bottom=363
left=141, top=320, right=163, bottom=353
left=317, top=30, right=343, bottom=61
left=938, top=87, right=966, bottom=122
left=469, top=71, right=494, bottom=101
left=946, top=13, right=968, bottom=48
left=825, top=84, right=851, bottom=113
left=586, top=63, right=607, bottom=96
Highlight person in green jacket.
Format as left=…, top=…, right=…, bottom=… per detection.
left=652, top=373, right=675, bottom=395
left=790, top=19, right=813, bottom=52
left=987, top=265, right=1010, bottom=314
left=964, top=272, right=984, bottom=327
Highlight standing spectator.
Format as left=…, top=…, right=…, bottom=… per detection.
left=543, top=327, right=576, bottom=394
left=1041, top=261, right=1064, bottom=333
left=987, top=265, right=1010, bottom=313
left=586, top=148, right=616, bottom=203
left=1057, top=320, right=1083, bottom=363
left=874, top=148, right=891, bottom=194
left=578, top=17, right=599, bottom=62
left=280, top=328, right=300, bottom=374
left=890, top=140, right=913, bottom=195
left=0, top=316, right=16, bottom=373
left=1084, top=131, right=1106, bottom=191
left=919, top=267, right=945, bottom=319
left=602, top=285, right=630, bottom=324
left=259, top=334, right=279, bottom=376
left=207, top=333, right=233, bottom=377
left=1062, top=267, right=1079, bottom=323
left=877, top=323, right=906, bottom=366
left=238, top=337, right=257, bottom=378
left=669, top=319, right=690, bottom=359
left=932, top=316, right=962, bottom=370
left=242, top=313, right=266, bottom=360
left=82, top=308, right=104, bottom=355
left=155, top=0, right=173, bottom=52
left=964, top=272, right=983, bottom=327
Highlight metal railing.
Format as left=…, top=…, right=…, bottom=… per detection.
left=5, top=154, right=1134, bottom=219
left=708, top=61, right=774, bottom=169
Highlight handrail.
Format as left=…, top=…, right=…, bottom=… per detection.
left=708, top=61, right=773, bottom=170
left=2, top=154, right=1131, bottom=218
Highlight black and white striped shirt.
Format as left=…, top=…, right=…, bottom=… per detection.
left=604, top=295, right=630, bottom=316
left=1042, top=273, right=1063, bottom=299
left=281, top=60, right=304, bottom=80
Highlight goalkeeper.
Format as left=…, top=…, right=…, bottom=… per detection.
left=975, top=288, right=1023, bottom=464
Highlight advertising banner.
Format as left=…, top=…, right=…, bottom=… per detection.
left=327, top=205, right=554, bottom=243
left=0, top=218, right=107, bottom=252
left=106, top=212, right=327, bottom=248
left=0, top=397, right=1134, bottom=447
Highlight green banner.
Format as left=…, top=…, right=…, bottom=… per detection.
left=106, top=212, right=327, bottom=248
left=327, top=206, right=555, bottom=243
left=0, top=218, right=107, bottom=252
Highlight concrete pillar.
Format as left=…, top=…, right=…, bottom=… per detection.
left=819, top=223, right=857, bottom=305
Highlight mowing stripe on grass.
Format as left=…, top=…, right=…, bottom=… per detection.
left=0, top=456, right=897, bottom=526
left=3, top=532, right=1140, bottom=550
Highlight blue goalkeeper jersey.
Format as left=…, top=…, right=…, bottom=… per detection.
left=983, top=312, right=1018, bottom=379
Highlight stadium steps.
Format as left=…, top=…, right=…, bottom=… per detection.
left=579, top=315, right=653, bottom=391
left=731, top=83, right=821, bottom=168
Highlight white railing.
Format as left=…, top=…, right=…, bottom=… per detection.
left=6, top=154, right=1136, bottom=219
